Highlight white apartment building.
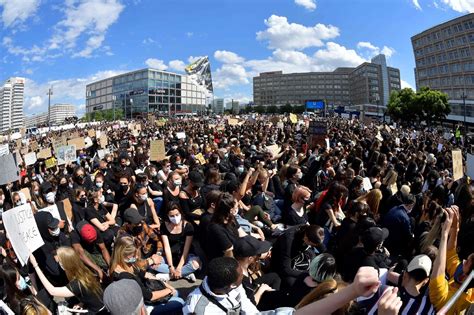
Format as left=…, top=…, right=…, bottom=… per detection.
left=0, top=77, right=24, bottom=133
left=212, top=98, right=224, bottom=114
left=25, top=104, right=76, bottom=127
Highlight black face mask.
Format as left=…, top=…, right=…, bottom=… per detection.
left=59, top=183, right=68, bottom=189
left=132, top=225, right=143, bottom=235
left=121, top=184, right=129, bottom=191
left=76, top=175, right=85, bottom=183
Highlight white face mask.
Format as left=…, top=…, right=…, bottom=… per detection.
left=96, top=182, right=103, bottom=188
left=50, top=227, right=60, bottom=236
left=169, top=214, right=182, bottom=225
left=99, top=195, right=105, bottom=204
left=139, top=193, right=148, bottom=201
left=173, top=180, right=182, bottom=187
left=45, top=192, right=56, bottom=204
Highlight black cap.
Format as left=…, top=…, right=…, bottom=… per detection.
left=40, top=181, right=54, bottom=194
left=234, top=235, right=272, bottom=258
left=123, top=208, right=144, bottom=225
left=362, top=227, right=389, bottom=248
left=45, top=212, right=60, bottom=230
left=188, top=171, right=204, bottom=188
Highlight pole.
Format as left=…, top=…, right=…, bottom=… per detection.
left=463, top=91, right=467, bottom=135
left=47, top=87, right=53, bottom=132
left=438, top=270, right=473, bottom=315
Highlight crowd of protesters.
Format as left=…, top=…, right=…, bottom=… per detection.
left=0, top=113, right=473, bottom=315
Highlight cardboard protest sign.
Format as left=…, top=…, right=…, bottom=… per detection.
left=0, top=154, right=19, bottom=185
left=45, top=157, right=57, bottom=169
left=37, top=148, right=51, bottom=160
left=13, top=151, right=22, bottom=166
left=0, top=144, right=9, bottom=157
left=20, top=188, right=31, bottom=201
left=467, top=154, right=474, bottom=180
left=308, top=120, right=328, bottom=149
left=88, top=129, right=96, bottom=138
left=68, top=137, right=85, bottom=150
left=62, top=199, right=74, bottom=222
left=289, top=113, right=297, bottom=124
left=452, top=150, right=464, bottom=181
left=156, top=121, right=166, bottom=127
left=195, top=153, right=206, bottom=165
left=39, top=204, right=61, bottom=221
left=97, top=149, right=105, bottom=159
left=84, top=137, right=93, bottom=149
left=228, top=118, right=239, bottom=126
left=99, top=135, right=108, bottom=149
left=52, top=138, right=67, bottom=151
left=362, top=177, right=373, bottom=192
left=57, top=145, right=77, bottom=165
left=24, top=152, right=37, bottom=166
left=150, top=140, right=166, bottom=161
left=176, top=132, right=186, bottom=139
left=2, top=204, right=44, bottom=265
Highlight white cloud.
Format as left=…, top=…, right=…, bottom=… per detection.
left=401, top=79, right=414, bottom=90
left=295, top=0, right=317, bottom=11
left=142, top=37, right=155, bottom=44
left=440, top=0, right=474, bottom=12
left=168, top=60, right=186, bottom=72
left=214, top=50, right=245, bottom=64
left=0, top=0, right=39, bottom=27
left=214, top=64, right=249, bottom=89
left=186, top=32, right=194, bottom=37
left=24, top=69, right=126, bottom=114
left=314, top=42, right=366, bottom=68
left=357, top=41, right=395, bottom=58
left=256, top=15, right=339, bottom=50
left=145, top=58, right=168, bottom=70
left=412, top=0, right=422, bottom=10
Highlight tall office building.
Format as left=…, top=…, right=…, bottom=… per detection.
left=212, top=98, right=224, bottom=114
left=25, top=104, right=76, bottom=127
left=412, top=13, right=474, bottom=121
left=253, top=54, right=400, bottom=114
left=0, top=77, right=24, bottom=132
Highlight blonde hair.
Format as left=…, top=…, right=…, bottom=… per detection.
left=20, top=297, right=50, bottom=315
left=292, top=186, right=312, bottom=203
left=30, top=182, right=46, bottom=209
left=296, top=279, right=338, bottom=309
left=356, top=189, right=382, bottom=218
left=56, top=247, right=102, bottom=299
left=110, top=236, right=138, bottom=275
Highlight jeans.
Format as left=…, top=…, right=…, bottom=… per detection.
left=148, top=292, right=185, bottom=315
left=154, top=254, right=200, bottom=277
left=153, top=197, right=164, bottom=216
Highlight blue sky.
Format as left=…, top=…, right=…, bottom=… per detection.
left=0, top=0, right=471, bottom=116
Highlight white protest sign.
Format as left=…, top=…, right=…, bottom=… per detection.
left=325, top=138, right=330, bottom=148
left=362, top=177, right=373, bottom=192
left=2, top=204, right=44, bottom=265
left=467, top=154, right=474, bottom=180
left=57, top=145, right=77, bottom=165
left=176, top=132, right=186, bottom=139
left=0, top=144, right=9, bottom=157
left=24, top=152, right=37, bottom=166
left=395, top=137, right=400, bottom=146
left=437, top=143, right=443, bottom=152
left=39, top=204, right=61, bottom=221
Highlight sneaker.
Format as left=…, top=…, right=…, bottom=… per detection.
left=185, top=273, right=197, bottom=283
left=156, top=273, right=170, bottom=282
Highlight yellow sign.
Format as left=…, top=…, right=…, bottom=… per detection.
left=45, top=157, right=57, bottom=169
left=289, top=113, right=297, bottom=124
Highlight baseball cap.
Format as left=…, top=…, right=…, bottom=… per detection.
left=77, top=221, right=98, bottom=243
left=362, top=227, right=389, bottom=248
left=123, top=208, right=144, bottom=225
left=407, top=254, right=432, bottom=277
left=234, top=235, right=272, bottom=258
left=104, top=279, right=144, bottom=315
left=45, top=212, right=59, bottom=230
left=188, top=171, right=204, bottom=188
left=40, top=181, right=54, bottom=194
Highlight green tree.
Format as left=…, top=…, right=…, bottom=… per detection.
left=255, top=105, right=266, bottom=114
left=267, top=105, right=278, bottom=114
left=413, top=87, right=450, bottom=123
left=280, top=103, right=293, bottom=114
left=387, top=88, right=417, bottom=123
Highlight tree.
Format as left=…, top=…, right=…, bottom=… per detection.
left=254, top=105, right=266, bottom=114
left=267, top=105, right=278, bottom=114
left=280, top=103, right=293, bottom=114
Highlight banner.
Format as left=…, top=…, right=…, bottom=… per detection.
left=2, top=204, right=44, bottom=265
left=0, top=154, right=19, bottom=185
left=57, top=145, right=77, bottom=165
left=452, top=150, right=463, bottom=181
left=150, top=140, right=166, bottom=161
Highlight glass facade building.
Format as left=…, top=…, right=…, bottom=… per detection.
left=86, top=69, right=207, bottom=117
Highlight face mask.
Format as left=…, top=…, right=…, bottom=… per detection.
left=99, top=195, right=105, bottom=204
left=126, top=161, right=131, bottom=166
left=50, top=227, right=60, bottom=236
left=58, top=261, right=64, bottom=270
left=151, top=172, right=158, bottom=177
left=121, top=184, right=129, bottom=191
left=0, top=200, right=3, bottom=207
left=59, top=183, right=68, bottom=189
left=96, top=182, right=103, bottom=188
left=17, top=276, right=28, bottom=291
left=296, top=172, right=303, bottom=180
left=124, top=257, right=137, bottom=264
left=15, top=201, right=22, bottom=206
left=34, top=191, right=40, bottom=196
left=169, top=214, right=182, bottom=225
left=80, top=196, right=87, bottom=204
left=173, top=180, right=182, bottom=187
left=216, top=158, right=221, bottom=164
left=139, top=193, right=148, bottom=201
left=237, top=166, right=245, bottom=174
left=303, top=198, right=311, bottom=206
left=45, top=192, right=56, bottom=204
left=77, top=175, right=84, bottom=182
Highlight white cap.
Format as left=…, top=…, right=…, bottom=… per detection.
left=407, top=254, right=432, bottom=277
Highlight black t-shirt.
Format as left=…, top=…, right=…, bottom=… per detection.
left=313, top=202, right=332, bottom=227
left=162, top=221, right=194, bottom=263
left=199, top=212, right=212, bottom=251
left=70, top=230, right=104, bottom=255
left=112, top=269, right=153, bottom=302
left=206, top=222, right=240, bottom=259
left=85, top=205, right=107, bottom=223
left=283, top=206, right=308, bottom=226
left=66, top=279, right=105, bottom=313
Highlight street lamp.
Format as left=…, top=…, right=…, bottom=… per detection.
left=462, top=91, right=467, bottom=135
left=112, top=95, right=117, bottom=121
left=47, top=87, right=53, bottom=132
left=129, top=98, right=134, bottom=120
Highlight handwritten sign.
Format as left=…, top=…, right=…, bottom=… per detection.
left=45, top=157, right=57, bottom=169
left=37, top=148, right=51, bottom=160
left=176, top=132, right=186, bottom=140
left=20, top=188, right=31, bottom=201
left=88, top=129, right=96, bottom=138
left=2, top=204, right=44, bottom=265
left=0, top=154, right=19, bottom=185
left=195, top=153, right=206, bottom=165
left=24, top=152, right=37, bottom=166
left=150, top=140, right=166, bottom=161
left=0, top=144, right=9, bottom=156
left=228, top=118, right=239, bottom=126
left=57, top=145, right=77, bottom=165
left=39, top=204, right=61, bottom=221
left=68, top=137, right=85, bottom=150
left=29, top=141, right=38, bottom=152
left=99, top=135, right=108, bottom=149
left=452, top=150, right=464, bottom=181
left=52, top=138, right=67, bottom=151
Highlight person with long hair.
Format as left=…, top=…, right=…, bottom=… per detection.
left=20, top=296, right=52, bottom=315
left=356, top=189, right=382, bottom=221
left=29, top=247, right=108, bottom=314
left=162, top=171, right=182, bottom=215
left=30, top=181, right=47, bottom=211
left=155, top=202, right=201, bottom=282
left=109, top=236, right=184, bottom=314
left=130, top=184, right=160, bottom=230
left=206, top=193, right=247, bottom=259
left=0, top=262, right=32, bottom=314
left=86, top=189, right=118, bottom=248
left=283, top=186, right=311, bottom=226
